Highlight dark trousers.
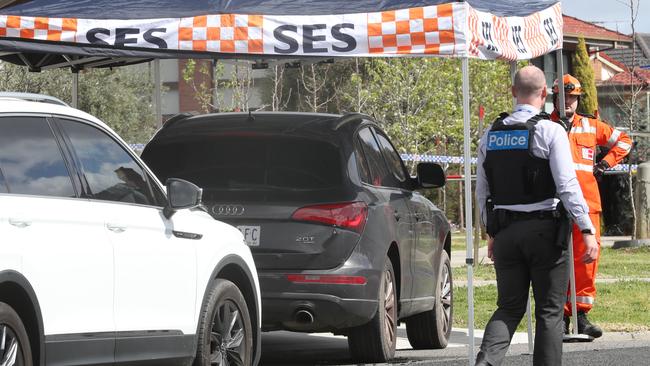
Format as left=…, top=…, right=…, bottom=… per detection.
left=478, top=218, right=568, bottom=366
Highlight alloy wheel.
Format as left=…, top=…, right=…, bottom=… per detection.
left=439, top=262, right=452, bottom=334
left=383, top=269, right=396, bottom=345
left=0, top=324, right=20, bottom=366
left=209, top=300, right=246, bottom=366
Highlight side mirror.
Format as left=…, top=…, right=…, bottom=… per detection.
left=416, top=163, right=446, bottom=189
left=163, top=178, right=203, bottom=219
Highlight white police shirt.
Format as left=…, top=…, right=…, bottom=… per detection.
left=476, top=104, right=594, bottom=232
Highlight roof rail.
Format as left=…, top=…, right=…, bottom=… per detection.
left=332, top=112, right=372, bottom=131
left=162, top=112, right=195, bottom=129
left=0, top=92, right=68, bottom=106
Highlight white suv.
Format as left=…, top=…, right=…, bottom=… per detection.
left=0, top=97, right=261, bottom=366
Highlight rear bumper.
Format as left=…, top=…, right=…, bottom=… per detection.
left=258, top=264, right=382, bottom=332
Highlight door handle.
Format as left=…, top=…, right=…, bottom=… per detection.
left=173, top=230, right=203, bottom=240
left=8, top=219, right=31, bottom=228
left=106, top=224, right=126, bottom=233
left=394, top=211, right=401, bottom=221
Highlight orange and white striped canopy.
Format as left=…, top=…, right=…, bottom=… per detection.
left=0, top=0, right=562, bottom=65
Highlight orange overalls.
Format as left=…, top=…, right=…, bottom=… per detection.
left=551, top=111, right=632, bottom=315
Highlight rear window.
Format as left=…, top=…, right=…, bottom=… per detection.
left=143, top=135, right=343, bottom=193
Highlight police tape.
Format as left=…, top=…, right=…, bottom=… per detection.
left=398, top=153, right=637, bottom=173
left=399, top=153, right=478, bottom=164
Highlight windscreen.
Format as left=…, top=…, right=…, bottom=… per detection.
left=143, top=135, right=343, bottom=201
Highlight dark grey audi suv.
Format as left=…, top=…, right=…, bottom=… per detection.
left=141, top=112, right=452, bottom=362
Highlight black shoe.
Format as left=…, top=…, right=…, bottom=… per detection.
left=577, top=311, right=603, bottom=338
left=564, top=315, right=570, bottom=334
left=475, top=351, right=493, bottom=366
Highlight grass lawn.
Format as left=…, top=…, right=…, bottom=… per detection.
left=450, top=246, right=650, bottom=332
left=451, top=231, right=487, bottom=252
left=452, top=247, right=650, bottom=282
left=598, top=246, right=650, bottom=279
left=453, top=264, right=496, bottom=281
left=453, top=281, right=650, bottom=332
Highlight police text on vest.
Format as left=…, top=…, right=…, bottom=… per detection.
left=487, top=130, right=529, bottom=150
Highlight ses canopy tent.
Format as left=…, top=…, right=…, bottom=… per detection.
left=0, top=0, right=562, bottom=68
left=0, top=1, right=567, bottom=364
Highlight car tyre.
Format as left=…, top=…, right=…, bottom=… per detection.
left=406, top=250, right=453, bottom=349
left=0, top=302, right=33, bottom=366
left=347, top=258, right=397, bottom=363
left=194, top=280, right=253, bottom=366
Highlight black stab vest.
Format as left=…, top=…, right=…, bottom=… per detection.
left=483, top=112, right=556, bottom=205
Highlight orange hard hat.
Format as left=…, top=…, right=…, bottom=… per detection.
left=553, top=74, right=582, bottom=95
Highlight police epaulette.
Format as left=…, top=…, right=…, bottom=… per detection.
left=491, top=112, right=510, bottom=128
left=526, top=112, right=549, bottom=125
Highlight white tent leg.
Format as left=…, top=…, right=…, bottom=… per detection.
left=564, top=231, right=592, bottom=341
left=71, top=72, right=78, bottom=108
left=462, top=57, right=475, bottom=366
left=154, top=59, right=162, bottom=128
left=555, top=49, right=593, bottom=343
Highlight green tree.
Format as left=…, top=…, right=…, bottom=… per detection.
left=0, top=62, right=72, bottom=102
left=362, top=58, right=459, bottom=170
left=78, top=67, right=157, bottom=143
left=333, top=58, right=372, bottom=113
left=573, top=37, right=599, bottom=116
left=182, top=59, right=225, bottom=113
left=0, top=62, right=156, bottom=143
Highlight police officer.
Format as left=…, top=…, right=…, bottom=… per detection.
left=474, top=66, right=598, bottom=366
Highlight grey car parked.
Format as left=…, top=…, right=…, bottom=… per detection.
left=142, top=112, right=453, bottom=363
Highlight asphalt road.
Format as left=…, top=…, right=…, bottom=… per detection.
left=259, top=325, right=650, bottom=365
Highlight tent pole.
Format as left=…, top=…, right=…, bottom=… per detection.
left=154, top=59, right=162, bottom=127
left=71, top=72, right=78, bottom=108
left=511, top=60, right=535, bottom=354
left=557, top=50, right=566, bottom=116
left=462, top=57, right=475, bottom=366
left=557, top=49, right=578, bottom=332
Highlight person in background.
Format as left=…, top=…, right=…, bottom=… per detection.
left=550, top=74, right=632, bottom=338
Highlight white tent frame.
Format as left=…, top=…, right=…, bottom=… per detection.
left=65, top=47, right=571, bottom=366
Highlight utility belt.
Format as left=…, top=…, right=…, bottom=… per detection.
left=497, top=209, right=560, bottom=222
left=486, top=202, right=571, bottom=249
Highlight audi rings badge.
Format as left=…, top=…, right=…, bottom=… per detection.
left=212, top=204, right=245, bottom=216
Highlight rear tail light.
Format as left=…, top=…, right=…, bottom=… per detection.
left=291, top=201, right=368, bottom=233
left=287, top=274, right=367, bottom=285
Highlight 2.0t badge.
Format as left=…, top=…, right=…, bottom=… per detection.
left=212, top=204, right=245, bottom=216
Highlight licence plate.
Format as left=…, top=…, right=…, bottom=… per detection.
left=237, top=225, right=260, bottom=247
